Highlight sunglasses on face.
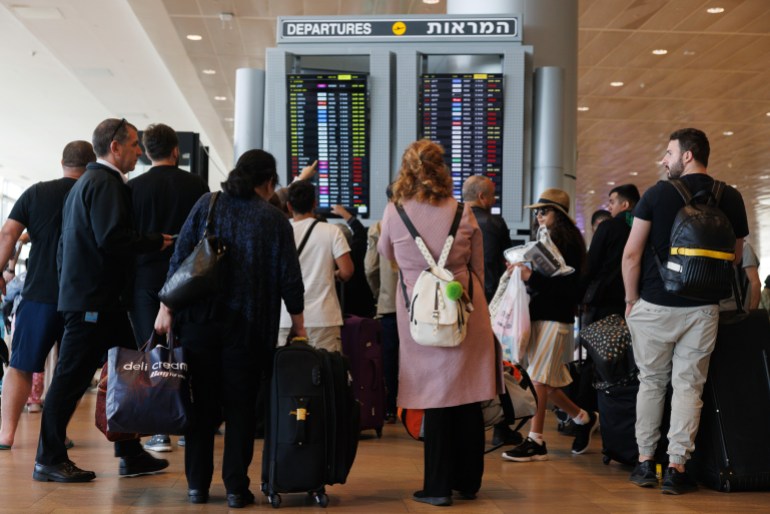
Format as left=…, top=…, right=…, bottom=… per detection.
left=534, top=207, right=553, bottom=216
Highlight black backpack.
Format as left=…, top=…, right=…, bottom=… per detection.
left=653, top=179, right=736, bottom=302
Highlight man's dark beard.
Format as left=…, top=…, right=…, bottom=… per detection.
left=667, top=157, right=684, bottom=179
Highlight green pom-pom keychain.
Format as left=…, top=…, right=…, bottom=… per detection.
left=445, top=280, right=464, bottom=301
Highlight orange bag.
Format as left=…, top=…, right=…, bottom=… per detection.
left=397, top=407, right=424, bottom=441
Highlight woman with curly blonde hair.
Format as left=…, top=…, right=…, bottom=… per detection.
left=390, top=139, right=454, bottom=205
left=378, top=139, right=502, bottom=507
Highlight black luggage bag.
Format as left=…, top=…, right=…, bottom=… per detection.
left=690, top=310, right=770, bottom=492
left=341, top=315, right=385, bottom=437
left=598, top=381, right=671, bottom=467
left=597, top=382, right=639, bottom=466
left=261, top=340, right=360, bottom=508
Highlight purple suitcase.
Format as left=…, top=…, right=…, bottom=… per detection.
left=341, top=315, right=385, bottom=437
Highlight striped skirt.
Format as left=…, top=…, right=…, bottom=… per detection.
left=526, top=320, right=574, bottom=387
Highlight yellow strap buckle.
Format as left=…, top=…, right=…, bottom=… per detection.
left=290, top=408, right=308, bottom=421
left=670, top=247, right=734, bottom=261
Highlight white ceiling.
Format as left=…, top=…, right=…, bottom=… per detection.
left=1, top=0, right=769, bottom=268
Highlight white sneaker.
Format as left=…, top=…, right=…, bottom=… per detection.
left=143, top=434, right=172, bottom=452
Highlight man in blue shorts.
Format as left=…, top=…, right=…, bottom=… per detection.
left=0, top=141, right=95, bottom=449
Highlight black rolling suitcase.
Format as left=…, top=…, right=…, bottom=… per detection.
left=261, top=340, right=360, bottom=508
left=691, top=310, right=770, bottom=492
left=597, top=382, right=639, bottom=466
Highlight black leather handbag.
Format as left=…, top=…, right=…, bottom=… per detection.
left=158, top=192, right=226, bottom=310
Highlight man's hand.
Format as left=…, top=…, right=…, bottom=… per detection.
left=299, top=160, right=318, bottom=181
left=331, top=204, right=353, bottom=221
left=154, top=303, right=173, bottom=334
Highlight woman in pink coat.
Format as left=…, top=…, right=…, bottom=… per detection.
left=378, top=139, right=502, bottom=507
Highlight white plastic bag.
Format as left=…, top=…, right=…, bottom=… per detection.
left=491, top=266, right=531, bottom=364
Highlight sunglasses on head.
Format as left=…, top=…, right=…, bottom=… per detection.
left=109, top=118, right=127, bottom=142
left=534, top=207, right=553, bottom=216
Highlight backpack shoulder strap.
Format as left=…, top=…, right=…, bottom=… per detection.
left=395, top=204, right=423, bottom=241
left=436, top=203, right=464, bottom=268
left=668, top=179, right=692, bottom=205
left=396, top=202, right=464, bottom=307
left=297, top=219, right=320, bottom=256
left=711, top=179, right=725, bottom=206
left=396, top=202, right=464, bottom=269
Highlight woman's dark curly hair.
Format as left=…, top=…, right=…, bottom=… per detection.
left=221, top=149, right=278, bottom=199
left=391, top=139, right=453, bottom=205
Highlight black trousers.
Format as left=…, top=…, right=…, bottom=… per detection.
left=422, top=402, right=485, bottom=497
left=177, top=309, right=269, bottom=494
left=36, top=311, right=142, bottom=465
left=380, top=313, right=399, bottom=415
left=128, top=286, right=160, bottom=347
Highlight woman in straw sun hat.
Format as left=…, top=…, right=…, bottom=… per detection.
left=501, top=188, right=599, bottom=462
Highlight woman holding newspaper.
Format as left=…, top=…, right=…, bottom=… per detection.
left=501, top=189, right=597, bottom=462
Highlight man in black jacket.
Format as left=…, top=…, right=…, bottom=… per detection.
left=33, top=118, right=174, bottom=483
left=462, top=175, right=511, bottom=302
left=582, top=184, right=640, bottom=325
left=462, top=175, right=519, bottom=446
left=128, top=123, right=208, bottom=452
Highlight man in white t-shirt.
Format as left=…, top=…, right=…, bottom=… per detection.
left=278, top=180, right=353, bottom=351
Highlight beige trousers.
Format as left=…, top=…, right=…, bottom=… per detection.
left=626, top=298, right=719, bottom=464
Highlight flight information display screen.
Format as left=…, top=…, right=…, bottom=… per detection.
left=419, top=73, right=504, bottom=214
left=287, top=73, right=370, bottom=217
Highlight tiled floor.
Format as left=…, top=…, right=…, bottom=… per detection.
left=1, top=388, right=768, bottom=512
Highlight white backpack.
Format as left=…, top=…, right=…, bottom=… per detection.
left=396, top=203, right=471, bottom=347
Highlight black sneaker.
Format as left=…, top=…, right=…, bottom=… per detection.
left=119, top=450, right=169, bottom=477
left=629, top=460, right=658, bottom=487
left=571, top=411, right=599, bottom=454
left=501, top=437, right=548, bottom=462
left=661, top=467, right=698, bottom=495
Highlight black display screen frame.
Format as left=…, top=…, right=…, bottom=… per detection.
left=286, top=73, right=371, bottom=219
left=418, top=72, right=504, bottom=215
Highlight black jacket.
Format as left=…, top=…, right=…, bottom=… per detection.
left=527, top=233, right=584, bottom=324
left=128, top=165, right=209, bottom=288
left=581, top=211, right=632, bottom=318
left=471, top=206, right=512, bottom=302
left=58, top=163, right=163, bottom=311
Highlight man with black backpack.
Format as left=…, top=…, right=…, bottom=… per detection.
left=621, top=128, right=748, bottom=495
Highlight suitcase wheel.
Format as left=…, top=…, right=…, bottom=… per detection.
left=311, top=492, right=329, bottom=508
left=602, top=455, right=611, bottom=465
left=269, top=493, right=281, bottom=508
left=376, top=427, right=383, bottom=438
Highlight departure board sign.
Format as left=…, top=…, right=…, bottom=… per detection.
left=287, top=74, right=370, bottom=217
left=419, top=73, right=504, bottom=214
